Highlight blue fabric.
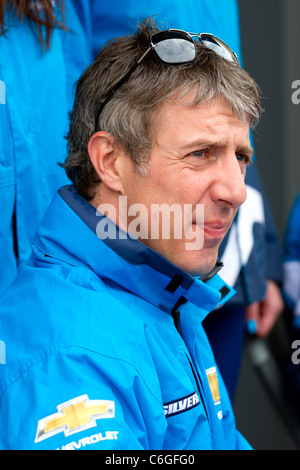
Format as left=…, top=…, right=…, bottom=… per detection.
left=0, top=0, right=92, bottom=294
left=90, top=0, right=242, bottom=61
left=0, top=0, right=281, bottom=438
left=283, top=194, right=300, bottom=264
left=0, top=185, right=251, bottom=450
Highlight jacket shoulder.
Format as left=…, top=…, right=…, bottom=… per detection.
left=0, top=263, right=145, bottom=392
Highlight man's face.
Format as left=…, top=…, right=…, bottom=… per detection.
left=120, top=94, right=253, bottom=277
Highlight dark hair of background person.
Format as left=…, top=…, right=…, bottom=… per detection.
left=0, top=0, right=67, bottom=48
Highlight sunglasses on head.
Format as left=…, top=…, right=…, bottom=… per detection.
left=95, top=29, right=239, bottom=132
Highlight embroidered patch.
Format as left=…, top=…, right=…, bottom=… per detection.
left=206, top=367, right=221, bottom=405
left=35, top=395, right=115, bottom=443
left=163, top=392, right=200, bottom=418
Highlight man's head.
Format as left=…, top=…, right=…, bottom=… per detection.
left=63, top=17, right=262, bottom=276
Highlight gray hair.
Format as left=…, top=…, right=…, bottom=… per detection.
left=63, top=17, right=262, bottom=200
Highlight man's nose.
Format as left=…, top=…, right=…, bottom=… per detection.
left=210, top=154, right=247, bottom=209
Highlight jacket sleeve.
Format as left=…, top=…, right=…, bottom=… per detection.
left=0, top=346, right=165, bottom=450
left=0, top=67, right=18, bottom=293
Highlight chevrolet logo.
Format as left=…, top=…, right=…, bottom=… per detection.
left=35, top=395, right=115, bottom=443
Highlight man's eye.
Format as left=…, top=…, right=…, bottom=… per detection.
left=189, top=150, right=205, bottom=158
left=236, top=154, right=251, bottom=164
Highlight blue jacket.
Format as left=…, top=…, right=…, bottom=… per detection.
left=283, top=193, right=300, bottom=328
left=0, top=0, right=92, bottom=294
left=90, top=0, right=242, bottom=60
left=0, top=185, right=251, bottom=450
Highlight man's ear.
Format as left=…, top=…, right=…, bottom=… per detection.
left=88, top=132, right=126, bottom=194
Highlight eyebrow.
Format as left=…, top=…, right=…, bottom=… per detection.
left=180, top=139, right=254, bottom=157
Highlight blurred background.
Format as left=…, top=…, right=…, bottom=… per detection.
left=233, top=0, right=300, bottom=450
left=238, top=0, right=300, bottom=239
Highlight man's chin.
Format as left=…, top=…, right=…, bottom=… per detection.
left=177, top=253, right=219, bottom=278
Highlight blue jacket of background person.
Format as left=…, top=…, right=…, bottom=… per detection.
left=283, top=193, right=300, bottom=328
left=0, top=185, right=252, bottom=450
left=0, top=0, right=93, bottom=293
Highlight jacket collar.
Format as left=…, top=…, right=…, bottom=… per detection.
left=32, top=185, right=235, bottom=319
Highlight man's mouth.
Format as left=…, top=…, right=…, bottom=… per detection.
left=202, top=221, right=230, bottom=238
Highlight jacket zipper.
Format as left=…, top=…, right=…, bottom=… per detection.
left=171, top=308, right=209, bottom=422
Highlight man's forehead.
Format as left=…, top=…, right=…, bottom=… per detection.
left=154, top=96, right=252, bottom=151
left=157, top=93, right=250, bottom=129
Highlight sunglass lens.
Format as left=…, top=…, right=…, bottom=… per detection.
left=154, top=38, right=196, bottom=64
left=201, top=36, right=235, bottom=62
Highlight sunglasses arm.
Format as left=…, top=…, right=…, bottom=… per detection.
left=94, top=46, right=153, bottom=132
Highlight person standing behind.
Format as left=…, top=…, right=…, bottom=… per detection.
left=283, top=192, right=300, bottom=332
left=281, top=193, right=300, bottom=418
left=0, top=0, right=92, bottom=293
